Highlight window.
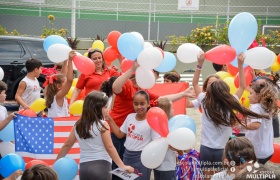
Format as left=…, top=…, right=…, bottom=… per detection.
left=0, top=40, right=23, bottom=58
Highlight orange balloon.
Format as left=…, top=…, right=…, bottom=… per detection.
left=146, top=107, right=169, bottom=137
left=72, top=55, right=95, bottom=75
left=103, top=46, right=119, bottom=63
left=21, top=109, right=37, bottom=117
left=18, top=109, right=25, bottom=115
left=277, top=54, right=280, bottom=64
left=121, top=59, right=134, bottom=73
left=270, top=143, right=280, bottom=163
left=25, top=160, right=49, bottom=169
left=234, top=66, right=253, bottom=88
left=205, top=45, right=236, bottom=64
left=107, top=31, right=121, bottom=48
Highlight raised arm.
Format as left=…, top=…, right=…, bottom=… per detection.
left=192, top=51, right=205, bottom=96
left=161, top=86, right=196, bottom=102
left=56, top=51, right=75, bottom=100
left=112, top=61, right=139, bottom=94
left=70, top=88, right=82, bottom=105
left=234, top=53, right=245, bottom=99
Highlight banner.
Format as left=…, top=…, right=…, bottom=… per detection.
left=178, top=0, right=199, bottom=10
left=149, top=82, right=189, bottom=115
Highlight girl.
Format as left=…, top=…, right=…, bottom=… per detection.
left=245, top=81, right=278, bottom=164
left=108, top=90, right=161, bottom=180
left=56, top=91, right=134, bottom=180
left=100, top=76, right=119, bottom=111
left=44, top=51, right=75, bottom=117
left=211, top=136, right=257, bottom=180
left=192, top=52, right=269, bottom=179
left=153, top=97, right=177, bottom=180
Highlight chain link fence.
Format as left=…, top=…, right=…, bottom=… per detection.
left=1, top=0, right=280, bottom=40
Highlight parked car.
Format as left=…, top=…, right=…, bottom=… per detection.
left=0, top=36, right=54, bottom=100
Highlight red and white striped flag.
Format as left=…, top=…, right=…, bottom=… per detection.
left=14, top=115, right=80, bottom=179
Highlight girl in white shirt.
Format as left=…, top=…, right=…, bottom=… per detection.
left=192, top=52, right=268, bottom=179
left=45, top=51, right=75, bottom=117
left=154, top=97, right=177, bottom=180
left=56, top=91, right=133, bottom=180
left=108, top=90, right=161, bottom=180
left=245, top=81, right=278, bottom=164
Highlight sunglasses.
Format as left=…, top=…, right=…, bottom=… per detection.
left=88, top=48, right=102, bottom=53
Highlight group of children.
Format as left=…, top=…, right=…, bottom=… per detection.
left=0, top=49, right=279, bottom=180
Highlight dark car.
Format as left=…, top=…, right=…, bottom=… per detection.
left=0, top=36, right=54, bottom=100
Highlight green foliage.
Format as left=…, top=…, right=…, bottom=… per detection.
left=0, top=24, right=20, bottom=36
left=91, top=34, right=106, bottom=42
left=40, top=15, right=67, bottom=38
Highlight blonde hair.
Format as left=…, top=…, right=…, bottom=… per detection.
left=158, top=97, right=172, bottom=119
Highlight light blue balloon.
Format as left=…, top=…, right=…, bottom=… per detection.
left=154, top=52, right=177, bottom=73
left=228, top=12, right=258, bottom=55
left=43, top=35, right=69, bottom=52
left=0, top=120, right=14, bottom=142
left=117, top=33, right=143, bottom=60
left=168, top=115, right=196, bottom=134
left=0, top=153, right=25, bottom=178
left=53, top=157, right=78, bottom=180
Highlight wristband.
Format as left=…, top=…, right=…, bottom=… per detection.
left=196, top=65, right=202, bottom=70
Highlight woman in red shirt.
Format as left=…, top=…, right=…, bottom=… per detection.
left=70, top=49, right=119, bottom=104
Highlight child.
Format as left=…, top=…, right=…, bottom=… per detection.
left=108, top=90, right=161, bottom=180
left=192, top=52, right=269, bottom=179
left=211, top=136, right=257, bottom=180
left=163, top=70, right=181, bottom=83
left=44, top=51, right=75, bottom=117
left=15, top=58, right=42, bottom=110
left=100, top=76, right=119, bottom=111
left=154, top=97, right=177, bottom=180
left=21, top=164, right=58, bottom=180
left=56, top=91, right=133, bottom=180
left=245, top=81, right=278, bottom=164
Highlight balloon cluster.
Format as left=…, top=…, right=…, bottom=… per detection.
left=0, top=154, right=78, bottom=180
left=141, top=107, right=196, bottom=169
left=176, top=12, right=277, bottom=73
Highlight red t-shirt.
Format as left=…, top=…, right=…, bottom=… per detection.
left=76, top=68, right=119, bottom=95
left=109, top=80, right=159, bottom=128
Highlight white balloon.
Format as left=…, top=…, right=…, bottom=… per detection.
left=167, top=128, right=195, bottom=150
left=131, top=32, right=144, bottom=45
left=72, top=61, right=78, bottom=71
left=143, top=42, right=153, bottom=49
left=47, top=44, right=72, bottom=63
left=136, top=66, right=155, bottom=89
left=0, top=67, right=4, bottom=81
left=0, top=142, right=15, bottom=156
left=244, top=47, right=275, bottom=69
left=137, top=47, right=163, bottom=69
left=177, top=43, right=202, bottom=63
left=141, top=137, right=168, bottom=169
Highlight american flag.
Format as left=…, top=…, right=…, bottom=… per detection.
left=14, top=114, right=80, bottom=179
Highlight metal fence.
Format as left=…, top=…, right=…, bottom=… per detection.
left=0, top=0, right=280, bottom=40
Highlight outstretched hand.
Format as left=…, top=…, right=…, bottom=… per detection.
left=197, top=51, right=205, bottom=65
left=183, top=86, right=196, bottom=98
left=131, top=61, right=140, bottom=72
left=68, top=50, right=76, bottom=60
left=238, top=53, right=245, bottom=67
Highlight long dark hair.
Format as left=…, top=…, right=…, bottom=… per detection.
left=202, top=80, right=269, bottom=128
left=100, top=76, right=118, bottom=97
left=75, top=91, right=109, bottom=139
left=88, top=49, right=106, bottom=70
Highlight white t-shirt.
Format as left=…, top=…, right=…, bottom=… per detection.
left=245, top=103, right=274, bottom=159
left=120, top=113, right=161, bottom=151
left=211, top=171, right=233, bottom=180
left=0, top=105, right=8, bottom=121
left=74, top=120, right=112, bottom=164
left=19, top=76, right=41, bottom=110
left=155, top=149, right=176, bottom=171
left=47, top=96, right=69, bottom=117
left=198, top=93, right=233, bottom=149
left=191, top=99, right=200, bottom=108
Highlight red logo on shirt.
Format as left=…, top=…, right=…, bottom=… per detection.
left=127, top=124, right=143, bottom=141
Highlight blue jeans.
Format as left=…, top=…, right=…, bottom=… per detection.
left=111, top=133, right=126, bottom=180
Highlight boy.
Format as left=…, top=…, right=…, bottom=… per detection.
left=15, top=58, right=42, bottom=110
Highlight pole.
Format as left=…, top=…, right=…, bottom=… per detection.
left=226, top=0, right=230, bottom=22
left=148, top=0, right=151, bottom=41
left=71, top=0, right=76, bottom=38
